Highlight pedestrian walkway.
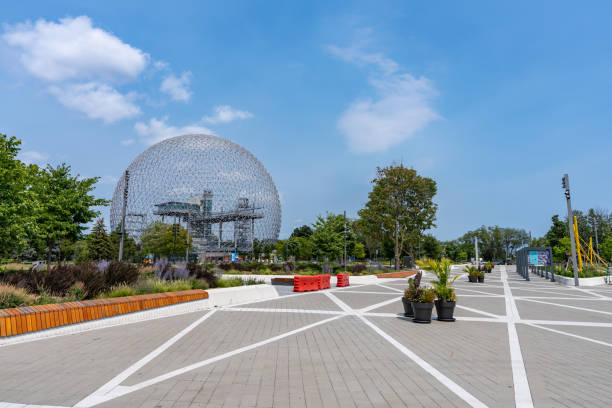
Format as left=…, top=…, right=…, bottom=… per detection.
left=1, top=265, right=611, bottom=407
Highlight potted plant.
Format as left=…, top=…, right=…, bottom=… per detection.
left=477, top=267, right=485, bottom=283
left=420, top=258, right=458, bottom=322
left=485, top=261, right=493, bottom=273
left=402, top=276, right=418, bottom=317
left=464, top=265, right=478, bottom=282
left=411, top=286, right=436, bottom=323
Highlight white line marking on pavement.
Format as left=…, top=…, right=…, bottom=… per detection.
left=359, top=296, right=403, bottom=313
left=455, top=305, right=505, bottom=319
left=375, top=283, right=404, bottom=293
left=520, top=319, right=612, bottom=327
left=223, top=307, right=344, bottom=315
left=75, top=309, right=217, bottom=407
left=524, top=323, right=612, bottom=348
left=358, top=315, right=488, bottom=408
left=517, top=298, right=612, bottom=316
left=501, top=266, right=534, bottom=408
left=324, top=292, right=354, bottom=313
left=0, top=403, right=70, bottom=407
left=77, top=314, right=344, bottom=407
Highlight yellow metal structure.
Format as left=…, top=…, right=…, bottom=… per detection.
left=573, top=216, right=583, bottom=272
left=588, top=237, right=594, bottom=265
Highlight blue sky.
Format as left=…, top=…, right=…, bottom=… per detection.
left=1, top=1, right=611, bottom=240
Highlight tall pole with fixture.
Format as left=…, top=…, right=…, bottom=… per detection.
left=118, top=170, right=129, bottom=261
left=562, top=174, right=580, bottom=286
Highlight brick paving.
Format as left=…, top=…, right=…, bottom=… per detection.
left=1, top=265, right=611, bottom=407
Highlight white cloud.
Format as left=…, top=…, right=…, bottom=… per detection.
left=134, top=117, right=215, bottom=145
left=160, top=71, right=192, bottom=102
left=120, top=139, right=135, bottom=146
left=203, top=105, right=254, bottom=124
left=326, top=45, right=399, bottom=75
left=329, top=44, right=439, bottom=154
left=49, top=82, right=141, bottom=123
left=19, top=150, right=48, bottom=164
left=3, top=16, right=148, bottom=82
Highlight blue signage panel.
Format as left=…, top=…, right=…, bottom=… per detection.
left=528, top=250, right=550, bottom=266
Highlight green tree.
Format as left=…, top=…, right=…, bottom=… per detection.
left=359, top=165, right=437, bottom=270
left=421, top=234, right=442, bottom=259
left=87, top=218, right=113, bottom=260
left=290, top=225, right=313, bottom=239
left=0, top=134, right=37, bottom=258
left=310, top=212, right=355, bottom=262
left=30, top=164, right=108, bottom=268
left=545, top=215, right=568, bottom=248
left=141, top=221, right=190, bottom=258
left=109, top=226, right=138, bottom=261
left=553, top=237, right=571, bottom=263
left=599, top=237, right=612, bottom=262
left=353, top=242, right=366, bottom=259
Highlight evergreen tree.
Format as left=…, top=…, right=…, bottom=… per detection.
left=88, top=218, right=113, bottom=260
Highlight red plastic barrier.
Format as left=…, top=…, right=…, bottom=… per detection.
left=294, top=275, right=320, bottom=292
left=320, top=274, right=331, bottom=289
left=336, top=273, right=350, bottom=287
left=293, top=276, right=308, bottom=292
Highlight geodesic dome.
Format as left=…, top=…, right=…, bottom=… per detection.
left=110, top=134, right=281, bottom=253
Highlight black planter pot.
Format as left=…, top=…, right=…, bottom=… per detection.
left=468, top=275, right=477, bottom=283
left=434, top=299, right=456, bottom=322
left=411, top=302, right=434, bottom=323
left=477, top=275, right=485, bottom=283
left=401, top=297, right=414, bottom=317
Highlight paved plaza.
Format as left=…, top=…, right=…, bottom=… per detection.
left=1, top=266, right=611, bottom=407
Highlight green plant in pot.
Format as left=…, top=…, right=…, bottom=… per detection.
left=485, top=261, right=493, bottom=273
left=402, top=274, right=420, bottom=317
left=477, top=267, right=485, bottom=283
left=464, top=265, right=478, bottom=283
left=410, top=285, right=436, bottom=323
left=420, top=258, right=458, bottom=322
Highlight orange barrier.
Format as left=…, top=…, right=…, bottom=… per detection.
left=320, top=274, right=331, bottom=289
left=336, top=273, right=350, bottom=287
left=294, top=275, right=321, bottom=292
left=0, top=289, right=208, bottom=338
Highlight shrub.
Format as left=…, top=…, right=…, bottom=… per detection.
left=214, top=277, right=244, bottom=288
left=73, top=262, right=107, bottom=297
left=269, top=263, right=282, bottom=272
left=33, top=290, right=60, bottom=306
left=0, top=283, right=35, bottom=308
left=44, top=265, right=76, bottom=296
left=67, top=282, right=86, bottom=300
left=187, top=263, right=217, bottom=286
left=243, top=277, right=264, bottom=285
left=189, top=279, right=209, bottom=290
left=107, top=284, right=136, bottom=298
left=105, top=261, right=140, bottom=287
left=351, top=264, right=366, bottom=275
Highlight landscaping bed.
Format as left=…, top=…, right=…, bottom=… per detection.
left=0, top=289, right=208, bottom=337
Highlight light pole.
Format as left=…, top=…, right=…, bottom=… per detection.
left=562, top=174, right=580, bottom=286
left=474, top=237, right=479, bottom=269
left=118, top=170, right=129, bottom=261
left=343, top=210, right=347, bottom=273
left=591, top=216, right=600, bottom=257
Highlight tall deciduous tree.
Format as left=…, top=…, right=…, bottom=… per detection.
left=310, top=212, right=355, bottom=262
left=141, top=221, right=190, bottom=258
left=359, top=165, right=437, bottom=270
left=0, top=134, right=37, bottom=258
left=30, top=164, right=107, bottom=268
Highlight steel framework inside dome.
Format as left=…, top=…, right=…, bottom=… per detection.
left=109, top=134, right=281, bottom=257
